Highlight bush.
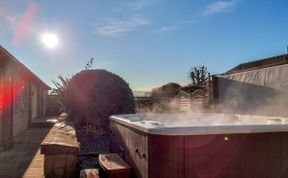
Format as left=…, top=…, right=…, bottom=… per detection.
left=151, top=82, right=181, bottom=112
left=46, top=94, right=63, bottom=116
left=66, top=69, right=135, bottom=131
left=151, top=82, right=181, bottom=100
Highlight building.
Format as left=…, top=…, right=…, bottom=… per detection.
left=211, top=53, right=288, bottom=116
left=0, top=46, right=50, bottom=150
left=133, top=91, right=152, bottom=112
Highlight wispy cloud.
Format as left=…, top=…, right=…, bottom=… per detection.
left=0, top=10, right=15, bottom=25
left=201, top=0, right=240, bottom=16
left=178, top=20, right=197, bottom=25
left=115, top=0, right=149, bottom=11
left=157, top=26, right=179, bottom=32
left=156, top=19, right=197, bottom=33
left=94, top=16, right=150, bottom=37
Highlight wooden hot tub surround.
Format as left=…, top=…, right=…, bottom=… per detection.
left=109, top=113, right=288, bottom=178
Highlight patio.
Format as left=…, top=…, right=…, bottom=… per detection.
left=0, top=126, right=52, bottom=178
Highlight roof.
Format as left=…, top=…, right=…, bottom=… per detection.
left=225, top=54, right=288, bottom=75
left=0, top=45, right=50, bottom=89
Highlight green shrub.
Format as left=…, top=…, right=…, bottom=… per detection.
left=66, top=69, right=135, bottom=130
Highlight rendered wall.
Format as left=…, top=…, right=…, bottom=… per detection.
left=218, top=64, right=288, bottom=116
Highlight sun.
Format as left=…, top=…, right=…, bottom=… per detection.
left=41, top=33, right=59, bottom=48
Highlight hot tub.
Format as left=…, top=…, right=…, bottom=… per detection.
left=109, top=113, right=288, bottom=178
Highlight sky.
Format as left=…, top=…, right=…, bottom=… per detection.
left=1, top=0, right=288, bottom=91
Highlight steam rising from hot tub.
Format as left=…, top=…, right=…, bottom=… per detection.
left=147, top=76, right=288, bottom=119
left=216, top=64, right=288, bottom=117
left=217, top=78, right=288, bottom=117
left=153, top=83, right=288, bottom=118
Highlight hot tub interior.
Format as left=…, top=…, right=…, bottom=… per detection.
left=114, top=112, right=288, bottom=125
left=110, top=113, right=288, bottom=135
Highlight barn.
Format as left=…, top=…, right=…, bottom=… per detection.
left=0, top=45, right=50, bottom=150
left=212, top=53, right=288, bottom=116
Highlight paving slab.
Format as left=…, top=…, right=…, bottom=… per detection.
left=0, top=127, right=51, bottom=178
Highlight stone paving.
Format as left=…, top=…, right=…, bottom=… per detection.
left=0, top=127, right=51, bottom=178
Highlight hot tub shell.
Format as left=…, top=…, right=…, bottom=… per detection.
left=109, top=113, right=288, bottom=178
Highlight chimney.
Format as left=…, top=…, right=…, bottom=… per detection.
left=286, top=46, right=288, bottom=54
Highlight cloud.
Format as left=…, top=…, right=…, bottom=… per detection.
left=156, top=19, right=197, bottom=33
left=157, top=26, right=179, bottom=32
left=178, top=20, right=198, bottom=25
left=0, top=10, right=15, bottom=25
left=116, top=0, right=149, bottom=11
left=201, top=0, right=240, bottom=16
left=94, top=16, right=150, bottom=37
left=0, top=5, right=18, bottom=32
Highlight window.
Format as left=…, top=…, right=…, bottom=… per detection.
left=13, top=82, right=27, bottom=112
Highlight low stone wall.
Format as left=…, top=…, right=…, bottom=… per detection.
left=41, top=120, right=79, bottom=178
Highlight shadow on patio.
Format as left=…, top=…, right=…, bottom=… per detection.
left=0, top=124, right=52, bottom=178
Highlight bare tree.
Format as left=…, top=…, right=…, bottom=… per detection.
left=188, top=65, right=210, bottom=86
left=151, top=82, right=181, bottom=112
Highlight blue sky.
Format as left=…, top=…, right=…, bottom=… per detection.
left=1, top=0, right=288, bottom=91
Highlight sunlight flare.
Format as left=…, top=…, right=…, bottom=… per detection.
left=41, top=33, right=59, bottom=48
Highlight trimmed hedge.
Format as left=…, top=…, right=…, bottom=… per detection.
left=67, top=69, right=135, bottom=130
